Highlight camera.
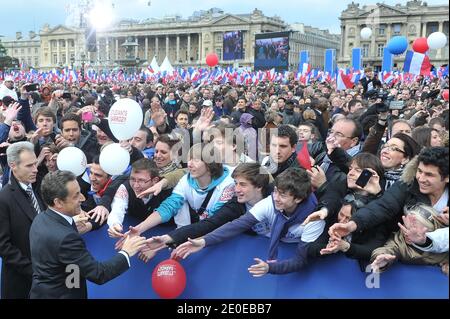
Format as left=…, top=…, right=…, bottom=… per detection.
left=369, top=89, right=394, bottom=113
left=82, top=111, right=94, bottom=122
left=375, top=102, right=389, bottom=113
left=389, top=100, right=405, bottom=110
left=25, top=83, right=39, bottom=92
left=62, top=92, right=72, bottom=99
left=355, top=169, right=373, bottom=188
left=367, top=89, right=388, bottom=101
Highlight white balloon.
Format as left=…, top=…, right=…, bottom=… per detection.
left=99, top=143, right=130, bottom=175
left=108, top=98, right=143, bottom=141
left=360, top=27, right=372, bottom=40
left=427, top=32, right=447, bottom=50
left=57, top=147, right=87, bottom=176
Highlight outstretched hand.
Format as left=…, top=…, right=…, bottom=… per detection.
left=302, top=208, right=328, bottom=226
left=193, top=107, right=214, bottom=132
left=248, top=258, right=270, bottom=277
left=370, top=254, right=396, bottom=273
left=88, top=205, right=109, bottom=225
left=115, top=226, right=140, bottom=250
left=170, top=238, right=205, bottom=260
left=3, top=102, right=22, bottom=125
left=137, top=179, right=165, bottom=198
left=328, top=222, right=356, bottom=240
left=398, top=214, right=427, bottom=245
left=138, top=245, right=166, bottom=263
left=141, top=235, right=171, bottom=252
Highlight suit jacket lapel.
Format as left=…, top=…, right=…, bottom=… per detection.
left=45, top=209, right=76, bottom=232
left=9, top=175, right=37, bottom=222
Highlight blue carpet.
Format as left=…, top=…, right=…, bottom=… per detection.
left=1, top=216, right=448, bottom=299
left=84, top=217, right=449, bottom=299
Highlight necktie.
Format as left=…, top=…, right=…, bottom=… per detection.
left=26, top=185, right=41, bottom=215
left=71, top=219, right=79, bottom=233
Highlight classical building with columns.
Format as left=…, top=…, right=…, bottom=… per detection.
left=339, top=0, right=449, bottom=71
left=38, top=24, right=86, bottom=70
left=290, top=23, right=341, bottom=69
left=1, top=31, right=41, bottom=68
left=4, top=7, right=341, bottom=71
left=37, top=8, right=287, bottom=71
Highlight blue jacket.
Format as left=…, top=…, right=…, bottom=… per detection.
left=156, top=166, right=233, bottom=223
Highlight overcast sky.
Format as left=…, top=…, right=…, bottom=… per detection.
left=0, top=0, right=447, bottom=39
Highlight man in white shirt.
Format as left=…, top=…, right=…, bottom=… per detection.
left=107, top=158, right=171, bottom=238
left=0, top=76, right=19, bottom=101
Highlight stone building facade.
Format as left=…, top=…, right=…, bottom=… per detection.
left=3, top=7, right=340, bottom=71
left=339, top=0, right=449, bottom=70
left=1, top=31, right=41, bottom=68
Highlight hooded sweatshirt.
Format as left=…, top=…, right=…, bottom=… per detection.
left=156, top=166, right=235, bottom=227
left=203, top=192, right=323, bottom=274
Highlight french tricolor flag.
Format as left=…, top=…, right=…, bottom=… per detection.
left=301, top=63, right=311, bottom=75
left=337, top=70, right=354, bottom=91
left=383, top=71, right=394, bottom=85
left=403, top=50, right=431, bottom=76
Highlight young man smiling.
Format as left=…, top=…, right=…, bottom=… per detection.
left=139, top=163, right=272, bottom=261
left=329, top=147, right=449, bottom=269
left=172, top=167, right=323, bottom=276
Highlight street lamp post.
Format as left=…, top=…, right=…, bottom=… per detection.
left=70, top=56, right=75, bottom=70
left=80, top=53, right=86, bottom=81
left=135, top=56, right=141, bottom=74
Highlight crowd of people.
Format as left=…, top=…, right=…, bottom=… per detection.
left=0, top=65, right=448, bottom=298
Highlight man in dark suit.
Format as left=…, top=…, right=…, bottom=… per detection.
left=0, top=141, right=45, bottom=299
left=29, top=170, right=147, bottom=299
left=360, top=67, right=382, bottom=97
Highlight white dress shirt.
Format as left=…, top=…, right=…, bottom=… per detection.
left=49, top=207, right=131, bottom=267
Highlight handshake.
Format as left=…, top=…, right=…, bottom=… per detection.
left=111, top=226, right=148, bottom=258
left=111, top=225, right=205, bottom=263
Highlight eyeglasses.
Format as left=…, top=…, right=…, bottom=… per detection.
left=381, top=144, right=406, bottom=154
left=328, top=129, right=353, bottom=139
left=129, top=177, right=152, bottom=185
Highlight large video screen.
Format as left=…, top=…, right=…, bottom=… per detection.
left=223, top=31, right=243, bottom=60
left=254, top=32, right=290, bottom=71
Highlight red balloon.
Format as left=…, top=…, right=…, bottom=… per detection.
left=206, top=53, right=219, bottom=67
left=443, top=89, right=449, bottom=101
left=412, top=37, right=429, bottom=54
left=152, top=259, right=186, bottom=299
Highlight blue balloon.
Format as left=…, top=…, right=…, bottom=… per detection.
left=386, top=36, right=408, bottom=55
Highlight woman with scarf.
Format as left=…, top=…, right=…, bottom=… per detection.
left=172, top=167, right=322, bottom=276
left=379, top=133, right=419, bottom=190
left=121, top=143, right=235, bottom=239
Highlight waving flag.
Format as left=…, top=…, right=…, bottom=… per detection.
left=337, top=70, right=354, bottom=90
left=403, top=50, right=431, bottom=76
left=301, top=63, right=311, bottom=75
left=381, top=71, right=394, bottom=85
left=296, top=143, right=312, bottom=171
